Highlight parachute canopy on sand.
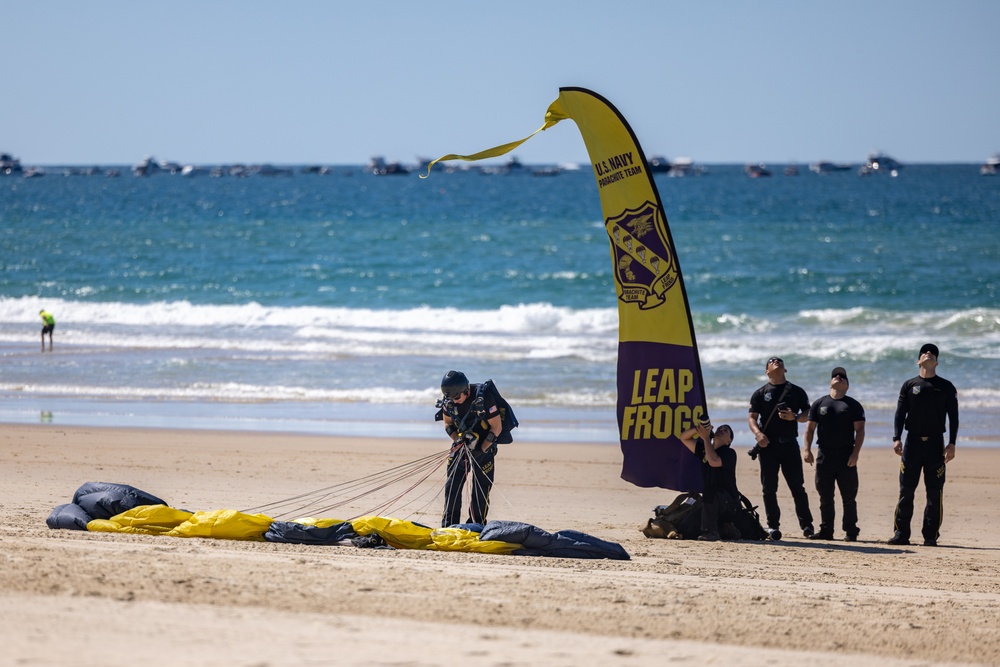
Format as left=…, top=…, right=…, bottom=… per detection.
left=46, top=482, right=630, bottom=560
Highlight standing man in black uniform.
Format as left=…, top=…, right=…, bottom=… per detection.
left=437, top=370, right=503, bottom=528
left=804, top=367, right=866, bottom=541
left=748, top=356, right=815, bottom=539
left=888, top=344, right=959, bottom=546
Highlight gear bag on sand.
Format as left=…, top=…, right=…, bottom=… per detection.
left=641, top=492, right=702, bottom=539
left=731, top=492, right=768, bottom=541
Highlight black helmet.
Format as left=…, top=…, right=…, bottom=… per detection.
left=441, top=370, right=470, bottom=400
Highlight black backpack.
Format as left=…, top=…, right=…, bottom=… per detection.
left=479, top=379, right=519, bottom=444
left=731, top=493, right=768, bottom=541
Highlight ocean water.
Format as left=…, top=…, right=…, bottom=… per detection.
left=2, top=164, right=998, bottom=445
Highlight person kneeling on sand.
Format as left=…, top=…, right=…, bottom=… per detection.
left=679, top=418, right=741, bottom=541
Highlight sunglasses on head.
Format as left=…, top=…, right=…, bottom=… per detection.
left=767, top=357, right=784, bottom=366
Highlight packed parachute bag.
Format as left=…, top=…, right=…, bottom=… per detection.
left=480, top=379, right=519, bottom=443
left=731, top=492, right=769, bottom=541
left=641, top=492, right=703, bottom=539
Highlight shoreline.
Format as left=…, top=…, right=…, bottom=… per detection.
left=2, top=396, right=996, bottom=448
left=3, top=423, right=1000, bottom=665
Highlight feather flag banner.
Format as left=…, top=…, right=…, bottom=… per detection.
left=424, top=87, right=707, bottom=491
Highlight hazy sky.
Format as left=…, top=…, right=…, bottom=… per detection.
left=3, top=1, right=998, bottom=166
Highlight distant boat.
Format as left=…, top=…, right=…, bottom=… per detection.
left=531, top=166, right=561, bottom=176
left=257, top=164, right=294, bottom=177
left=784, top=164, right=800, bottom=176
left=646, top=155, right=672, bottom=173
left=367, top=156, right=410, bottom=175
left=744, top=163, right=772, bottom=178
left=859, top=152, right=902, bottom=176
left=481, top=156, right=526, bottom=175
left=809, top=161, right=852, bottom=174
left=1, top=152, right=24, bottom=176
left=132, top=156, right=162, bottom=176
left=160, top=161, right=183, bottom=175
left=666, top=156, right=704, bottom=177
left=22, top=166, right=45, bottom=178
left=980, top=154, right=999, bottom=176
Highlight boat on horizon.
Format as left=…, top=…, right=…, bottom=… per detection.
left=744, top=163, right=772, bottom=178
left=859, top=152, right=902, bottom=176
left=666, top=156, right=704, bottom=177
left=980, top=154, right=999, bottom=176
left=1, top=152, right=24, bottom=176
left=646, top=155, right=672, bottom=173
left=809, top=160, right=852, bottom=174
left=367, top=156, right=410, bottom=175
left=481, top=156, right=527, bottom=175
left=132, top=156, right=162, bottom=176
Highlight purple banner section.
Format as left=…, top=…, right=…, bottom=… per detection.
left=617, top=341, right=706, bottom=490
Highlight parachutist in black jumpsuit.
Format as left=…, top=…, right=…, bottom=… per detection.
left=439, top=378, right=503, bottom=527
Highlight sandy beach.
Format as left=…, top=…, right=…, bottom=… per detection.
left=2, top=423, right=998, bottom=667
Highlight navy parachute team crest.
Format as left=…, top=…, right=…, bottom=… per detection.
left=606, top=201, right=679, bottom=310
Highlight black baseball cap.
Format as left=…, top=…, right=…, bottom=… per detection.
left=831, top=367, right=848, bottom=382
left=919, top=343, right=939, bottom=358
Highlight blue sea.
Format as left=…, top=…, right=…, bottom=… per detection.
left=2, top=163, right=998, bottom=445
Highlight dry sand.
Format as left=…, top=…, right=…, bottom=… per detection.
left=2, top=423, right=998, bottom=666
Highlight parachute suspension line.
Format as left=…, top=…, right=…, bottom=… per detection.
left=241, top=449, right=451, bottom=519
left=349, top=453, right=450, bottom=521
left=464, top=446, right=529, bottom=526
left=273, top=450, right=450, bottom=521
left=242, top=449, right=447, bottom=514
left=312, top=450, right=451, bottom=520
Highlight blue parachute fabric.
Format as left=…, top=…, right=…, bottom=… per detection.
left=264, top=520, right=358, bottom=545
left=479, top=520, right=631, bottom=560
left=72, top=482, right=168, bottom=520
left=46, top=503, right=93, bottom=530
left=449, top=522, right=485, bottom=532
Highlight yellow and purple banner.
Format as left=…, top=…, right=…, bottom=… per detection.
left=425, top=87, right=707, bottom=491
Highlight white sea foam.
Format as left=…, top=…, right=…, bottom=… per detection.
left=2, top=297, right=997, bottom=417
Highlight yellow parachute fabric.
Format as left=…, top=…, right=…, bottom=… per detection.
left=429, top=527, right=521, bottom=554
left=87, top=505, right=192, bottom=534
left=289, top=516, right=344, bottom=529
left=167, top=509, right=274, bottom=541
left=88, top=506, right=274, bottom=541
left=83, top=506, right=515, bottom=554
left=349, top=515, right=435, bottom=550
left=349, top=516, right=521, bottom=553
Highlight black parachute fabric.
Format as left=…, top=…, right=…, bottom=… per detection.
left=264, top=520, right=358, bottom=545
left=71, top=482, right=168, bottom=520
left=46, top=503, right=93, bottom=530
left=479, top=520, right=631, bottom=560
